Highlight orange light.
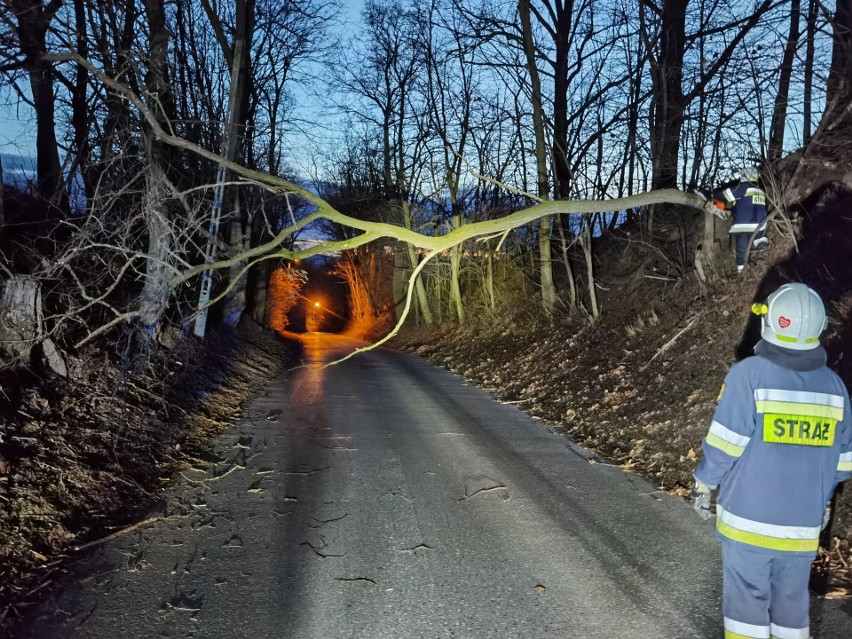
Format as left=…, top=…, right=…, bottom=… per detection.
left=314, top=302, right=320, bottom=307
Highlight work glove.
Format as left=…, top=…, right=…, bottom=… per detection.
left=691, top=482, right=712, bottom=521
left=822, top=503, right=832, bottom=531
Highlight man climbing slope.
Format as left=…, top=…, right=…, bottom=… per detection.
left=705, top=166, right=769, bottom=273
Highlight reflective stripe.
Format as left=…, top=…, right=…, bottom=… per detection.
left=725, top=617, right=770, bottom=638
left=754, top=389, right=845, bottom=421
left=839, top=451, right=852, bottom=472
left=730, top=223, right=760, bottom=233
left=705, top=420, right=750, bottom=457
left=756, top=400, right=842, bottom=420
left=755, top=389, right=845, bottom=409
left=723, top=188, right=736, bottom=204
left=770, top=622, right=809, bottom=639
left=716, top=506, right=820, bottom=552
left=718, top=506, right=820, bottom=539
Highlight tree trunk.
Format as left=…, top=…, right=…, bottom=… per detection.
left=406, top=244, right=433, bottom=325
left=402, top=202, right=433, bottom=325
left=822, top=0, right=852, bottom=137
left=551, top=0, right=575, bottom=200
left=212, top=0, right=256, bottom=327
left=449, top=213, right=465, bottom=324
left=137, top=167, right=174, bottom=333
left=556, top=216, right=577, bottom=306
left=222, top=194, right=250, bottom=326
left=648, top=0, right=687, bottom=190
left=0, top=276, right=41, bottom=366
left=0, top=273, right=65, bottom=373
left=768, top=0, right=801, bottom=163
left=519, top=0, right=556, bottom=312
left=70, top=0, right=96, bottom=205
left=803, top=0, right=817, bottom=144
left=11, top=0, right=65, bottom=206
left=582, top=214, right=599, bottom=321
left=143, top=0, right=176, bottom=170
left=0, top=156, right=4, bottom=236
left=393, top=246, right=407, bottom=323
left=486, top=251, right=495, bottom=312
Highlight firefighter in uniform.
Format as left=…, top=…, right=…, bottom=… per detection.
left=704, top=167, right=769, bottom=273
left=691, top=283, right=852, bottom=639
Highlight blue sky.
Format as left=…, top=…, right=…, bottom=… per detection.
left=0, top=81, right=36, bottom=160
left=0, top=0, right=364, bottom=172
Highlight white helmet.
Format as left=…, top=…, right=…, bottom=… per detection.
left=739, top=165, right=759, bottom=182
left=752, top=283, right=828, bottom=350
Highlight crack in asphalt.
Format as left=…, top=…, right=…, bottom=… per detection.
left=307, top=513, right=348, bottom=528
left=334, top=577, right=377, bottom=585
left=300, top=540, right=346, bottom=559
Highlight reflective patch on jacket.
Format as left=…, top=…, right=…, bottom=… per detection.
left=755, top=389, right=843, bottom=448
left=716, top=505, right=820, bottom=553
left=839, top=451, right=852, bottom=472
left=763, top=415, right=836, bottom=447
left=744, top=187, right=766, bottom=206
left=705, top=420, right=750, bottom=457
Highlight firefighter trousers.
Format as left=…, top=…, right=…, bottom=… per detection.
left=721, top=541, right=813, bottom=639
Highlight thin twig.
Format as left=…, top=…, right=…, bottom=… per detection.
left=73, top=516, right=160, bottom=552
left=640, top=317, right=698, bottom=371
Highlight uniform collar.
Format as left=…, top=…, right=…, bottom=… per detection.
left=753, top=339, right=827, bottom=371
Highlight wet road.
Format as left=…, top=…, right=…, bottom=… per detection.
left=17, top=333, right=801, bottom=637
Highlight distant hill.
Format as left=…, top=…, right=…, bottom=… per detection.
left=1, top=152, right=36, bottom=188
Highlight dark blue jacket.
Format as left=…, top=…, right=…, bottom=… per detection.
left=714, top=180, right=767, bottom=233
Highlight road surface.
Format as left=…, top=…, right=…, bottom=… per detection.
left=18, top=333, right=852, bottom=638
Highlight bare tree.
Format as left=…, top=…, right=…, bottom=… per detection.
left=519, top=0, right=556, bottom=313
left=3, top=0, right=65, bottom=206
left=197, top=0, right=256, bottom=328
left=642, top=0, right=774, bottom=190
left=802, top=0, right=818, bottom=144
left=768, top=0, right=801, bottom=162
left=821, top=0, right=852, bottom=138
left=335, top=0, right=434, bottom=325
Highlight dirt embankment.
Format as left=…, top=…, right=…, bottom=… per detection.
left=390, top=184, right=852, bottom=596
left=0, top=321, right=300, bottom=630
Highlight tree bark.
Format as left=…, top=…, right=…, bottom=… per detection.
left=581, top=214, right=599, bottom=321
left=137, top=166, right=174, bottom=333
left=768, top=0, right=801, bottom=163
left=0, top=156, right=4, bottom=237
left=551, top=0, right=575, bottom=200
left=519, top=0, right=556, bottom=312
left=803, top=0, right=817, bottom=144
left=10, top=0, right=65, bottom=206
left=648, top=0, right=687, bottom=190
left=822, top=0, right=852, bottom=137
left=0, top=276, right=41, bottom=366
left=70, top=0, right=96, bottom=205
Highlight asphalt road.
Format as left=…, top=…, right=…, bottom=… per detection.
left=18, top=333, right=852, bottom=638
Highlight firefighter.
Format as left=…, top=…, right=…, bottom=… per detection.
left=704, top=167, right=769, bottom=273
left=691, top=283, right=852, bottom=639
